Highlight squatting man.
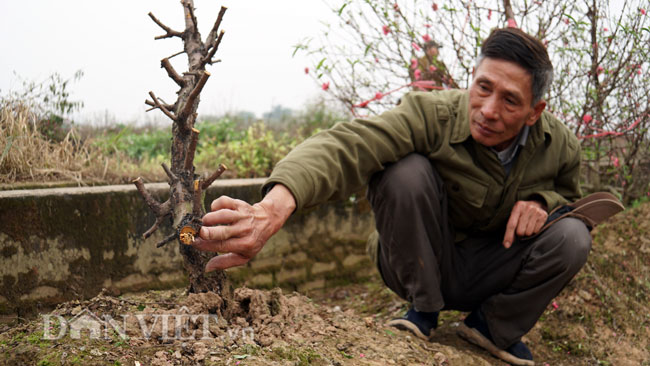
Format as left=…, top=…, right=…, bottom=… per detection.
left=192, top=28, right=592, bottom=366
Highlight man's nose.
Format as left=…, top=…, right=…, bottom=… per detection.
left=481, top=96, right=500, bottom=121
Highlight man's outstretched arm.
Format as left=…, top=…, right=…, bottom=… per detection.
left=192, top=184, right=296, bottom=271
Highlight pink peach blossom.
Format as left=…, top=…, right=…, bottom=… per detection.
left=304, top=67, right=309, bottom=74
left=410, top=58, right=418, bottom=69
left=507, top=18, right=518, bottom=28
left=582, top=114, right=593, bottom=124
left=488, top=9, right=492, bottom=20
left=422, top=34, right=431, bottom=42
left=412, top=42, right=421, bottom=51
left=322, top=82, right=330, bottom=91
left=432, top=3, right=438, bottom=11
left=382, top=25, right=390, bottom=35
left=640, top=8, right=646, bottom=15
left=429, top=65, right=437, bottom=72
left=414, top=69, right=422, bottom=80
left=375, top=92, right=384, bottom=100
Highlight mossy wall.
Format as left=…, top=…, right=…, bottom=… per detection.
left=0, top=179, right=376, bottom=315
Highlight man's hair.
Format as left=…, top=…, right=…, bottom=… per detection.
left=478, top=28, right=554, bottom=105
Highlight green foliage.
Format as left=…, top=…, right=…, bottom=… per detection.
left=196, top=122, right=298, bottom=178
left=93, top=126, right=172, bottom=161
left=85, top=100, right=346, bottom=180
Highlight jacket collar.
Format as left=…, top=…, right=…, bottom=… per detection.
left=450, top=90, right=551, bottom=146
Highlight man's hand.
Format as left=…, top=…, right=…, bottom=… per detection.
left=192, top=184, right=296, bottom=272
left=503, top=200, right=548, bottom=249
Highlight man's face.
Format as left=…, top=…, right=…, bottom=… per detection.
left=426, top=46, right=439, bottom=57
left=468, top=57, right=546, bottom=151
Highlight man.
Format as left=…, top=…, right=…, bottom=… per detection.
left=192, top=28, right=592, bottom=366
left=411, top=40, right=456, bottom=90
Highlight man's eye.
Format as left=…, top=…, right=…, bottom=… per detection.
left=505, top=98, right=517, bottom=105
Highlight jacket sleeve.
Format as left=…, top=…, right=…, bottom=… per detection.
left=533, top=132, right=583, bottom=211
left=262, top=92, right=445, bottom=211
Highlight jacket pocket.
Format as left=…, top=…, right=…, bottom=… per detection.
left=447, top=175, right=489, bottom=209
left=446, top=175, right=490, bottom=230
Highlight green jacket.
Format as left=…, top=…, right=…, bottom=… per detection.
left=264, top=89, right=582, bottom=241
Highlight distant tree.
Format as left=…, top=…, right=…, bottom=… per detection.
left=263, top=105, right=293, bottom=123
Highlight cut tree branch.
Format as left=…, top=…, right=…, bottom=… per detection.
left=161, top=58, right=185, bottom=87
left=161, top=162, right=178, bottom=182
left=148, top=91, right=177, bottom=122
left=145, top=99, right=175, bottom=111
left=202, top=163, right=227, bottom=190
left=178, top=71, right=211, bottom=122
left=205, top=6, right=228, bottom=48
left=132, top=177, right=164, bottom=213
left=148, top=12, right=183, bottom=40
left=203, top=31, right=225, bottom=66
left=184, top=128, right=200, bottom=171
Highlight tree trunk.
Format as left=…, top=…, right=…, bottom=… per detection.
left=134, top=1, right=229, bottom=294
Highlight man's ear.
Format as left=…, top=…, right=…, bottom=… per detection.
left=526, top=100, right=546, bottom=126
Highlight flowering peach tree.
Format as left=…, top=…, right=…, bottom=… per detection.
left=296, top=0, right=649, bottom=202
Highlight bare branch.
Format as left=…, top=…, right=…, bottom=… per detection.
left=143, top=216, right=166, bottom=239
left=184, top=128, right=200, bottom=171
left=192, top=179, right=203, bottom=217
left=503, top=0, right=515, bottom=22
left=202, top=31, right=225, bottom=66
left=207, top=59, right=222, bottom=65
left=161, top=58, right=185, bottom=87
left=148, top=12, right=183, bottom=40
left=145, top=99, right=174, bottom=111
left=205, top=6, right=228, bottom=48
left=201, top=163, right=227, bottom=190
left=161, top=162, right=178, bottom=182
left=168, top=50, right=186, bottom=60
left=178, top=71, right=211, bottom=122
left=148, top=91, right=177, bottom=122
left=132, top=177, right=164, bottom=213
left=156, top=233, right=178, bottom=248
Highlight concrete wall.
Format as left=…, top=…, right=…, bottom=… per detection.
left=0, top=180, right=376, bottom=315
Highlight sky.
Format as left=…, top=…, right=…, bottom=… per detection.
left=0, top=1, right=336, bottom=124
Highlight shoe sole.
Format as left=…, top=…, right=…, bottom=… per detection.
left=457, top=323, right=535, bottom=366
left=386, top=318, right=435, bottom=341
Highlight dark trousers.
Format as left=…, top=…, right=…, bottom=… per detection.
left=367, top=154, right=591, bottom=348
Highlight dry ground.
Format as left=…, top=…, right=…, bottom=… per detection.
left=1, top=202, right=649, bottom=366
